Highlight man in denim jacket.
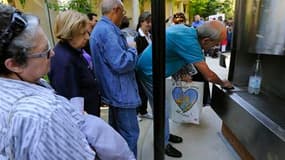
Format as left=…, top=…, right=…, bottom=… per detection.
left=90, top=0, right=141, bottom=157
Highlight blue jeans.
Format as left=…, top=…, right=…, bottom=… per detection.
left=108, top=107, right=139, bottom=157
left=139, top=79, right=170, bottom=146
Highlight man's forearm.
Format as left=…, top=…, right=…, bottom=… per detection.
left=204, top=71, right=224, bottom=86
left=194, top=61, right=225, bottom=86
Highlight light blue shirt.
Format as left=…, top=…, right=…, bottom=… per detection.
left=192, top=20, right=205, bottom=28
left=0, top=78, right=95, bottom=160
left=136, top=24, right=204, bottom=83
left=90, top=16, right=141, bottom=108
left=0, top=78, right=135, bottom=160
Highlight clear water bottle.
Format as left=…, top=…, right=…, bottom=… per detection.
left=248, top=59, right=262, bottom=95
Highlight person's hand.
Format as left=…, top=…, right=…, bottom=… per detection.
left=126, top=36, right=136, bottom=48
left=128, top=41, right=136, bottom=48
left=222, top=80, right=234, bottom=89
left=180, top=74, right=192, bottom=83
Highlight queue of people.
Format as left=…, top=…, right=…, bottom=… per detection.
left=0, top=0, right=234, bottom=159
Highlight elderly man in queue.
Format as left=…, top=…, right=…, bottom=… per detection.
left=0, top=4, right=135, bottom=160
left=90, top=0, right=141, bottom=157
left=136, top=20, right=233, bottom=158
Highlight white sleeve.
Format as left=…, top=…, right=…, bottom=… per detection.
left=8, top=100, right=95, bottom=160
left=81, top=114, right=136, bottom=160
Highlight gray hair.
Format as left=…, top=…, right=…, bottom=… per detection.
left=0, top=4, right=40, bottom=75
left=196, top=20, right=225, bottom=41
left=8, top=15, right=40, bottom=56
left=101, top=0, right=123, bottom=15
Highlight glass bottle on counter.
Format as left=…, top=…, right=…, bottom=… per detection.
left=248, top=58, right=262, bottom=95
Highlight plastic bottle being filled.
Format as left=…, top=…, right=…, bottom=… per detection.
left=248, top=58, right=262, bottom=95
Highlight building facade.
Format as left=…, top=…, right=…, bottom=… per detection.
left=5, top=0, right=191, bottom=45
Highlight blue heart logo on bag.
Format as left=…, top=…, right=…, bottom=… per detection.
left=172, top=87, right=198, bottom=113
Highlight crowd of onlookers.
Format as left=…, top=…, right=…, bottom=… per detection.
left=0, top=0, right=234, bottom=159
left=166, top=13, right=233, bottom=58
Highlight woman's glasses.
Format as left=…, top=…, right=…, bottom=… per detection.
left=27, top=46, right=52, bottom=59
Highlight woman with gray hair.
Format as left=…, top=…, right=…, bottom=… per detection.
left=0, top=4, right=95, bottom=160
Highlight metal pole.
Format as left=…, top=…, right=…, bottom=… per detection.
left=151, top=0, right=165, bottom=159
left=44, top=0, right=55, bottom=46
left=228, top=0, right=241, bottom=81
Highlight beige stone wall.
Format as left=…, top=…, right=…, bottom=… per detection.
left=13, top=0, right=58, bottom=47
left=7, top=0, right=191, bottom=46
left=122, top=0, right=136, bottom=28
left=133, top=0, right=189, bottom=24
left=90, top=0, right=100, bottom=15
left=0, top=0, right=8, bottom=4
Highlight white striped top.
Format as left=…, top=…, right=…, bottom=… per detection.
left=0, top=78, right=95, bottom=160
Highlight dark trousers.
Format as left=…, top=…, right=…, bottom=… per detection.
left=136, top=73, right=148, bottom=115
left=84, top=94, right=101, bottom=117
left=108, top=107, right=139, bottom=157
left=192, top=71, right=211, bottom=105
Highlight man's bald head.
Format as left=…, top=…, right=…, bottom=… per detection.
left=197, top=20, right=227, bottom=42
left=196, top=20, right=227, bottom=50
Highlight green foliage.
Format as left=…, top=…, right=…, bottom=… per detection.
left=19, top=0, right=26, bottom=7
left=15, top=0, right=91, bottom=14
left=48, top=0, right=92, bottom=14
left=66, top=0, right=91, bottom=14
left=43, top=75, right=50, bottom=83
left=219, top=0, right=234, bottom=18
left=189, top=0, right=234, bottom=20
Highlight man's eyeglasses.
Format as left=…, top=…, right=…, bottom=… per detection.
left=122, top=9, right=127, bottom=15
left=117, top=6, right=126, bottom=15
left=26, top=46, right=52, bottom=59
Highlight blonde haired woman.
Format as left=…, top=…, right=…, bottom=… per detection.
left=48, top=10, right=101, bottom=116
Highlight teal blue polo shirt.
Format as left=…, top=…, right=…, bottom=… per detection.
left=136, top=24, right=204, bottom=82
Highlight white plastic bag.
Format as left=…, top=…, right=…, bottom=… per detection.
left=166, top=79, right=204, bottom=124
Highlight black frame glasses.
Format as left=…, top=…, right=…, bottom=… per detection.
left=122, top=9, right=127, bottom=15
left=26, top=46, right=52, bottom=59
left=115, top=6, right=126, bottom=15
